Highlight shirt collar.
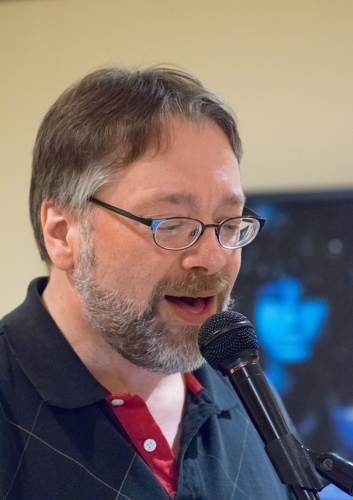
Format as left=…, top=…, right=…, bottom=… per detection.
left=193, top=363, right=239, bottom=413
left=2, top=277, right=109, bottom=408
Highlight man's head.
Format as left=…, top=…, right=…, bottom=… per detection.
left=30, top=66, right=243, bottom=266
left=32, top=67, right=247, bottom=374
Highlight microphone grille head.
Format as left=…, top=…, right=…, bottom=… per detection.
left=198, top=311, right=258, bottom=370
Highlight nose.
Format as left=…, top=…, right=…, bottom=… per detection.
left=180, top=227, right=231, bottom=275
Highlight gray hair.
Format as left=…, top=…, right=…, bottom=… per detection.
left=29, top=66, right=243, bottom=265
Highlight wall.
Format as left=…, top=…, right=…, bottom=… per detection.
left=1, top=0, right=352, bottom=315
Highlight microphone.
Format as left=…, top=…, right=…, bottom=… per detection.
left=198, top=310, right=324, bottom=500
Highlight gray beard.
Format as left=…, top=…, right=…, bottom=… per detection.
left=70, top=230, right=232, bottom=375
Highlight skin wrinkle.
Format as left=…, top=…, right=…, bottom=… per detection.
left=132, top=192, right=246, bottom=218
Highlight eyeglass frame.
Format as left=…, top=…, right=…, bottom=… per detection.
left=88, top=196, right=265, bottom=250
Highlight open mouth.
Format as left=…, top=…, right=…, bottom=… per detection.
left=165, top=295, right=213, bottom=314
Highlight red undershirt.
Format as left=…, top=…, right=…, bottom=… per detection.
left=106, top=373, right=202, bottom=498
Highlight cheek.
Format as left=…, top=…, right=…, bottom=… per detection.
left=92, top=237, right=175, bottom=300
left=90, top=218, right=151, bottom=279
left=229, top=249, right=242, bottom=283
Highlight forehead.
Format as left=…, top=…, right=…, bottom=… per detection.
left=101, top=118, right=244, bottom=211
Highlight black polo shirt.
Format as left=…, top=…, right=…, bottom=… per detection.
left=0, top=278, right=294, bottom=499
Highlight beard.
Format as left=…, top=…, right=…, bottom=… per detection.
left=70, top=227, right=233, bottom=375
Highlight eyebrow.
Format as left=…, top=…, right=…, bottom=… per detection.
left=221, top=193, right=246, bottom=207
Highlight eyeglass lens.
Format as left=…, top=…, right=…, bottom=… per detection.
left=154, top=218, right=260, bottom=250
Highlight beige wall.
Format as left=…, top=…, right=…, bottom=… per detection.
left=1, top=0, right=352, bottom=316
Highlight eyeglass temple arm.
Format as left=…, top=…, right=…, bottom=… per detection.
left=88, top=197, right=153, bottom=227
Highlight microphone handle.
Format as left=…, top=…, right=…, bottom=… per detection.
left=223, top=351, right=321, bottom=499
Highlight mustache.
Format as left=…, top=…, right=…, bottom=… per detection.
left=154, top=271, right=232, bottom=298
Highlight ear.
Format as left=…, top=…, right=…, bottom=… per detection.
left=41, top=200, right=80, bottom=271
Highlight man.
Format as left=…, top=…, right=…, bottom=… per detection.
left=0, top=67, right=294, bottom=499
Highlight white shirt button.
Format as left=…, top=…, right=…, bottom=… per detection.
left=143, top=439, right=157, bottom=452
left=111, top=399, right=124, bottom=406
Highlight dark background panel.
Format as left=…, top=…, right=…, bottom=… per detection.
left=232, top=190, right=353, bottom=462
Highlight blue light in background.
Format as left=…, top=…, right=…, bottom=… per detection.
left=255, top=277, right=328, bottom=393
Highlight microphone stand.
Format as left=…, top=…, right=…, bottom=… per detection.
left=264, top=436, right=353, bottom=499
left=314, top=451, right=353, bottom=496
left=221, top=352, right=353, bottom=499
left=291, top=486, right=320, bottom=500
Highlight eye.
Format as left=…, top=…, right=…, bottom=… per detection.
left=156, top=218, right=202, bottom=246
left=222, top=221, right=241, bottom=233
left=189, top=228, right=199, bottom=238
left=158, top=222, right=184, bottom=233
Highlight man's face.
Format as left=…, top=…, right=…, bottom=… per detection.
left=71, top=118, right=244, bottom=374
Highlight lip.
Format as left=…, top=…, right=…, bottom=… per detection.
left=164, top=294, right=217, bottom=326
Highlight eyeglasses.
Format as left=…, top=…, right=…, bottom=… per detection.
left=88, top=197, right=265, bottom=251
